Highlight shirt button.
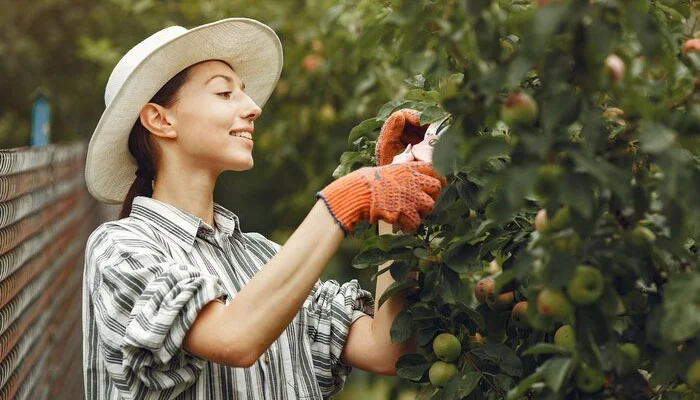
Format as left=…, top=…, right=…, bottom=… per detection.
left=263, top=354, right=270, bottom=364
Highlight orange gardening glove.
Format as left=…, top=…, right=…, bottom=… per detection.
left=375, top=109, right=428, bottom=166
left=316, top=162, right=447, bottom=234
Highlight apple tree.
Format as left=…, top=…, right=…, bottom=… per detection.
left=332, top=0, right=700, bottom=398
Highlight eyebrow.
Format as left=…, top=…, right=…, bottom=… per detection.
left=206, top=74, right=245, bottom=90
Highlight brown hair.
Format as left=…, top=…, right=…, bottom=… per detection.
left=118, top=66, right=192, bottom=219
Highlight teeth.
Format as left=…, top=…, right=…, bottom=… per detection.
left=231, top=131, right=252, bottom=140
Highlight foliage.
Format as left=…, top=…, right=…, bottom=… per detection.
left=331, top=0, right=700, bottom=398
left=5, top=0, right=700, bottom=397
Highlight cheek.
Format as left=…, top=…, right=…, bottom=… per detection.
left=177, top=101, right=232, bottom=140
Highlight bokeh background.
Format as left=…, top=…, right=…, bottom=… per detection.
left=0, top=0, right=434, bottom=397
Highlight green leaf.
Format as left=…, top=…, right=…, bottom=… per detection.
left=465, top=136, right=511, bottom=169
left=444, top=239, right=478, bottom=273
left=378, top=280, right=418, bottom=308
left=347, top=118, right=383, bottom=144
left=541, top=357, right=574, bottom=391
left=494, top=374, right=515, bottom=391
left=416, top=385, right=440, bottom=400
left=332, top=151, right=372, bottom=178
left=639, top=122, right=677, bottom=153
left=396, top=353, right=430, bottom=381
left=540, top=86, right=581, bottom=133
left=521, top=343, right=572, bottom=357
left=390, top=310, right=413, bottom=344
left=570, top=150, right=630, bottom=197
left=352, top=248, right=388, bottom=268
left=532, top=3, right=569, bottom=48
left=457, top=371, right=482, bottom=397
left=562, top=173, right=595, bottom=219
left=661, top=273, right=700, bottom=342
left=433, top=125, right=460, bottom=175
left=372, top=234, right=424, bottom=252
left=413, top=247, right=432, bottom=259
left=506, top=370, right=543, bottom=400
left=406, top=89, right=441, bottom=103
left=473, top=343, right=523, bottom=377
left=391, top=261, right=416, bottom=281
left=419, top=105, right=449, bottom=124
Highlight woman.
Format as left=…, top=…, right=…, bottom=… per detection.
left=82, top=18, right=445, bottom=399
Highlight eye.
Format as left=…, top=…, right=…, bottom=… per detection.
left=217, top=91, right=232, bottom=99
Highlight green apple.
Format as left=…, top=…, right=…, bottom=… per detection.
left=537, top=288, right=573, bottom=322
left=619, top=343, right=641, bottom=375
left=567, top=265, right=604, bottom=305
left=685, top=359, right=700, bottom=391
left=501, top=92, right=538, bottom=126
left=511, top=301, right=530, bottom=329
left=433, top=333, right=462, bottom=363
left=629, top=225, right=656, bottom=248
left=552, top=232, right=583, bottom=253
left=475, top=278, right=495, bottom=304
left=429, top=361, right=458, bottom=387
left=554, top=324, right=576, bottom=351
left=318, top=103, right=337, bottom=124
left=534, top=165, right=564, bottom=200
left=576, top=363, right=605, bottom=393
left=529, top=311, right=556, bottom=332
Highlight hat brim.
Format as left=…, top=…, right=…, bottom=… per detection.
left=85, top=18, right=283, bottom=204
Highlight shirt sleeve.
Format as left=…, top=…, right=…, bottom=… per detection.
left=303, top=278, right=375, bottom=398
left=244, top=231, right=376, bottom=396
left=88, top=232, right=226, bottom=398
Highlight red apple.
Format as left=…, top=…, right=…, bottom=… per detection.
left=501, top=92, right=538, bottom=126
left=475, top=278, right=495, bottom=304
left=535, top=209, right=548, bottom=233
left=511, top=301, right=530, bottom=328
left=302, top=54, right=322, bottom=72
left=682, top=39, right=700, bottom=57
left=605, top=54, right=625, bottom=83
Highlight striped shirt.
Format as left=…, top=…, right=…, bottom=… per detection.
left=82, top=196, right=375, bottom=399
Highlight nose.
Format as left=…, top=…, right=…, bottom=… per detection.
left=243, top=94, right=262, bottom=122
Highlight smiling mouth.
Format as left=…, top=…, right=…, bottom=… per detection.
left=230, top=131, right=253, bottom=141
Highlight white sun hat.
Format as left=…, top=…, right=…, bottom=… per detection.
left=85, top=18, right=283, bottom=204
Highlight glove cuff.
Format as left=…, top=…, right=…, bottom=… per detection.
left=316, top=172, right=373, bottom=234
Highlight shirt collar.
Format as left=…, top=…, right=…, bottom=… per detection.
left=129, top=196, right=245, bottom=253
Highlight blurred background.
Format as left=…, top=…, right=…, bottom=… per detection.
left=0, top=0, right=434, bottom=397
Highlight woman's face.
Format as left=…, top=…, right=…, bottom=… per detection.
left=165, top=60, right=262, bottom=174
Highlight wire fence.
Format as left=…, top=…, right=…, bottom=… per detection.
left=0, top=142, right=117, bottom=400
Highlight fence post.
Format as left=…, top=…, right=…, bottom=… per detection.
left=30, top=89, right=51, bottom=148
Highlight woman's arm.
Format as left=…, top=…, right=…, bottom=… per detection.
left=183, top=199, right=344, bottom=368
left=339, top=220, right=417, bottom=375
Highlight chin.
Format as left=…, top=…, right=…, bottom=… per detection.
left=228, top=158, right=254, bottom=171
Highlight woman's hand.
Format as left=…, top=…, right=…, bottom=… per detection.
left=375, top=109, right=428, bottom=167
left=316, top=162, right=446, bottom=234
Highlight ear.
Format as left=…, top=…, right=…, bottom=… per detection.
left=139, top=103, right=177, bottom=139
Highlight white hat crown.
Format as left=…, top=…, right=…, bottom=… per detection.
left=105, top=26, right=188, bottom=107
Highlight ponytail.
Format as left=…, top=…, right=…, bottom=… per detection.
left=119, top=121, right=157, bottom=219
